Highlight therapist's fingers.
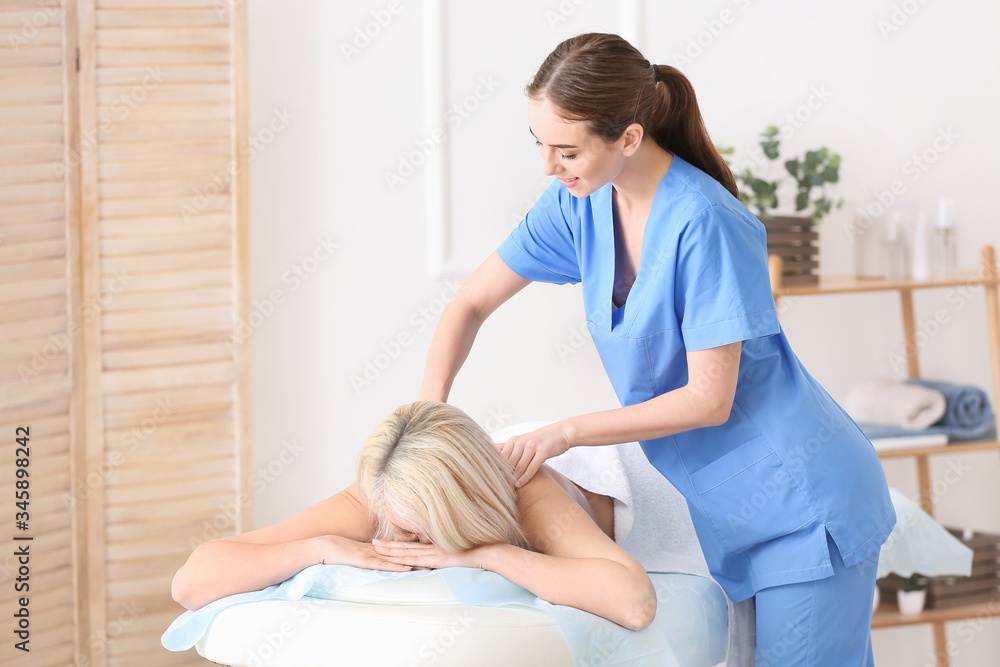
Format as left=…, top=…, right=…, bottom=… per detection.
left=505, top=435, right=546, bottom=483
left=516, top=453, right=544, bottom=488
left=511, top=450, right=532, bottom=486
left=500, top=438, right=527, bottom=475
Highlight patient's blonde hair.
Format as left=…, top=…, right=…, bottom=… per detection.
left=357, top=401, right=531, bottom=552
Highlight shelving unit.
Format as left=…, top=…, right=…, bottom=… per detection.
left=769, top=245, right=1000, bottom=667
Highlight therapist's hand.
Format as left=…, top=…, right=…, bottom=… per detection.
left=500, top=423, right=571, bottom=487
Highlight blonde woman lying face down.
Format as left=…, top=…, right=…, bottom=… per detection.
left=171, top=401, right=656, bottom=630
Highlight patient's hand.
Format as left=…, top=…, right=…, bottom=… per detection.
left=371, top=539, right=489, bottom=570
left=313, top=535, right=414, bottom=572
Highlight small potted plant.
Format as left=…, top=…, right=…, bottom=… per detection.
left=897, top=573, right=927, bottom=615
left=720, top=126, right=844, bottom=285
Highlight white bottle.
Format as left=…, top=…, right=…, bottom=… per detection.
left=884, top=213, right=906, bottom=280
left=932, top=199, right=957, bottom=277
left=854, top=212, right=884, bottom=279
left=910, top=211, right=931, bottom=280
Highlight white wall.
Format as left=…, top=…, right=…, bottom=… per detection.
left=247, top=2, right=1000, bottom=664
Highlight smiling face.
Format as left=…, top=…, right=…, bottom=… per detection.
left=527, top=97, right=628, bottom=198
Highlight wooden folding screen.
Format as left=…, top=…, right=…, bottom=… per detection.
left=0, top=1, right=250, bottom=664
left=0, top=1, right=82, bottom=663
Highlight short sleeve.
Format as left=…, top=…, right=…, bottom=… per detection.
left=674, top=206, right=780, bottom=350
left=497, top=180, right=581, bottom=285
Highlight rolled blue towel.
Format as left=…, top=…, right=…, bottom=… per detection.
left=910, top=379, right=991, bottom=429
left=859, top=379, right=996, bottom=443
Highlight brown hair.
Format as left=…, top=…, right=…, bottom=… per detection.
left=526, top=33, right=738, bottom=199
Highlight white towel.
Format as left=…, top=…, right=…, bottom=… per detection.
left=491, top=422, right=755, bottom=667
left=845, top=378, right=947, bottom=430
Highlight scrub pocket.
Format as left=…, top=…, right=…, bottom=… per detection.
left=688, top=435, right=819, bottom=554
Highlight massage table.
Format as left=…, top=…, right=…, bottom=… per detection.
left=191, top=569, right=730, bottom=666
left=165, top=423, right=749, bottom=665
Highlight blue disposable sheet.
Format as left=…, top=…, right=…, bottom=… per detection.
left=162, top=565, right=728, bottom=667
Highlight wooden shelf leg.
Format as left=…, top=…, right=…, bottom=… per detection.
left=900, top=287, right=921, bottom=379
left=916, top=454, right=935, bottom=515
left=768, top=254, right=784, bottom=293
left=932, top=621, right=950, bottom=667
left=769, top=254, right=784, bottom=322
left=982, top=246, right=1000, bottom=522
left=982, top=246, right=1000, bottom=419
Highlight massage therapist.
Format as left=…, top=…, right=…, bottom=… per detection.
left=417, top=33, right=895, bottom=665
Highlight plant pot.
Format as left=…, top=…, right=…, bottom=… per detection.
left=897, top=589, right=927, bottom=616
left=761, top=215, right=819, bottom=286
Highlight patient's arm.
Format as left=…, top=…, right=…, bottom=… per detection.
left=375, top=468, right=657, bottom=630
left=491, top=468, right=657, bottom=630
left=170, top=483, right=409, bottom=611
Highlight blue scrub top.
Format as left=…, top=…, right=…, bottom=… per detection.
left=498, top=156, right=896, bottom=602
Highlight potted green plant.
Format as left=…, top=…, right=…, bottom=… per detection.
left=720, top=126, right=844, bottom=285
left=897, top=573, right=926, bottom=615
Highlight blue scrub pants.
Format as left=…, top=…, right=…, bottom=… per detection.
left=753, top=530, right=878, bottom=666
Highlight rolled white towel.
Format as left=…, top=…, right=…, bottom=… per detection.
left=845, top=378, right=947, bottom=430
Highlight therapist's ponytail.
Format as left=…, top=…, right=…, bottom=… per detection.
left=527, top=33, right=738, bottom=199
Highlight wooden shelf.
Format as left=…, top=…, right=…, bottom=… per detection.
left=770, top=244, right=1000, bottom=666
left=871, top=597, right=1000, bottom=628
left=772, top=269, right=997, bottom=297
left=874, top=439, right=1000, bottom=460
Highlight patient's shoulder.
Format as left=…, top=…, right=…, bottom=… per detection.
left=515, top=465, right=568, bottom=509
left=515, top=467, right=627, bottom=560
left=516, top=467, right=603, bottom=550
left=519, top=466, right=615, bottom=539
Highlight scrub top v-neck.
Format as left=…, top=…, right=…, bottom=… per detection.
left=497, top=156, right=896, bottom=603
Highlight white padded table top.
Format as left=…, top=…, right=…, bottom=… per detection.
left=196, top=569, right=575, bottom=666
left=196, top=598, right=575, bottom=666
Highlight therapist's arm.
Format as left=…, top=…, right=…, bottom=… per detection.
left=567, top=341, right=742, bottom=443
left=503, top=342, right=741, bottom=485
left=418, top=251, right=530, bottom=402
